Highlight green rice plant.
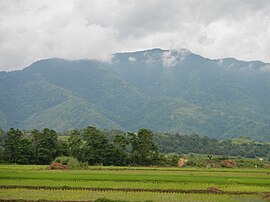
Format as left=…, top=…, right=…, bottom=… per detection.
left=1, top=168, right=269, bottom=187
left=0, top=189, right=267, bottom=202
left=0, top=179, right=269, bottom=192
left=0, top=164, right=269, bottom=201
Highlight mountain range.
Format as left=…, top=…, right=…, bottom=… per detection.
left=1, top=48, right=270, bottom=141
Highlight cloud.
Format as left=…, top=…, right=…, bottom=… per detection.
left=0, top=0, right=270, bottom=70
left=160, top=49, right=190, bottom=67
left=217, top=59, right=224, bottom=66
left=161, top=51, right=177, bottom=67
left=128, top=57, right=136, bottom=62
left=260, top=65, right=270, bottom=72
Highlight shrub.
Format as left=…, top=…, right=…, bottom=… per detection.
left=54, top=156, right=87, bottom=169
left=218, top=156, right=229, bottom=160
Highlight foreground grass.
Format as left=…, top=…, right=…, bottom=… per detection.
left=0, top=188, right=267, bottom=202
left=0, top=164, right=269, bottom=201
left=1, top=179, right=270, bottom=192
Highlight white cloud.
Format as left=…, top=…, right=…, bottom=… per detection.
left=217, top=59, right=223, bottom=66
left=128, top=57, right=136, bottom=62
left=160, top=49, right=191, bottom=67
left=0, top=0, right=270, bottom=70
left=175, top=49, right=191, bottom=61
left=260, top=65, right=270, bottom=72
left=161, top=51, right=177, bottom=67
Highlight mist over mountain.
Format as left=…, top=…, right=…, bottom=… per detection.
left=1, top=49, right=270, bottom=141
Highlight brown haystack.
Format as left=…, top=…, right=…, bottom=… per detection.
left=49, top=162, right=67, bottom=170
left=177, top=158, right=188, bottom=167
left=223, top=160, right=236, bottom=168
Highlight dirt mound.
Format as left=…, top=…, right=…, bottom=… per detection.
left=207, top=187, right=223, bottom=193
left=177, top=158, right=188, bottom=167
left=223, top=160, right=236, bottom=168
left=263, top=193, right=270, bottom=200
left=49, top=162, right=67, bottom=170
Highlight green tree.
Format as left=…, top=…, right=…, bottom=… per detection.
left=82, top=126, right=109, bottom=165
left=130, top=129, right=159, bottom=165
left=0, top=128, right=6, bottom=147
left=57, top=139, right=69, bottom=157
left=4, top=128, right=23, bottom=163
left=32, top=128, right=58, bottom=164
left=113, top=134, right=129, bottom=150
left=111, top=134, right=130, bottom=165
left=16, top=137, right=33, bottom=164
left=68, top=129, right=84, bottom=161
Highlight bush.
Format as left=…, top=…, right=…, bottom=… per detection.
left=157, top=154, right=179, bottom=167
left=186, top=159, right=206, bottom=167
left=54, top=156, right=87, bottom=169
left=217, top=156, right=229, bottom=160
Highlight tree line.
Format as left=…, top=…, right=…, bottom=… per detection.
left=0, top=127, right=269, bottom=166
left=0, top=127, right=167, bottom=166
left=154, top=133, right=270, bottom=158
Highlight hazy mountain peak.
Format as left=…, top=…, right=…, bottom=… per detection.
left=160, top=49, right=191, bottom=67
left=112, top=48, right=192, bottom=67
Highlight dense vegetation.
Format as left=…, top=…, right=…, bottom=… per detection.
left=0, top=127, right=270, bottom=166
left=0, top=127, right=161, bottom=166
left=1, top=49, right=270, bottom=141
left=154, top=133, right=270, bottom=158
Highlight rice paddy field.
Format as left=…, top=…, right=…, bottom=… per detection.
left=0, top=165, right=269, bottom=202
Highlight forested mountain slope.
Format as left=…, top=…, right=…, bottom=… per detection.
left=1, top=49, right=270, bottom=140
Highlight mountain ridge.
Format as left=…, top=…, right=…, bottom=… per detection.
left=0, top=49, right=270, bottom=141
left=2, top=48, right=269, bottom=73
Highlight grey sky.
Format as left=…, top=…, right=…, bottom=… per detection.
left=0, top=0, right=270, bottom=70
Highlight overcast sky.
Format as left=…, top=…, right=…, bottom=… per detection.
left=1, top=0, right=270, bottom=71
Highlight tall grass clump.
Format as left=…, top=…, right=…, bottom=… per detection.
left=54, top=156, right=87, bottom=169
